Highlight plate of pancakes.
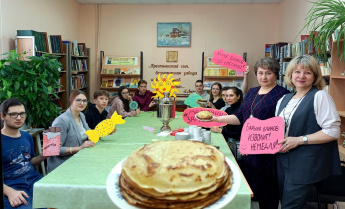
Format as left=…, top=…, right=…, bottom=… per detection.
left=195, top=110, right=214, bottom=122
left=106, top=140, right=241, bottom=209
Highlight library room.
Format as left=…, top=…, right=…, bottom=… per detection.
left=0, top=0, right=344, bottom=208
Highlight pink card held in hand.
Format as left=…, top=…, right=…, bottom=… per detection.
left=43, top=131, right=61, bottom=156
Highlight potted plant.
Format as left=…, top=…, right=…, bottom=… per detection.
left=0, top=50, right=62, bottom=128
left=301, top=0, right=345, bottom=62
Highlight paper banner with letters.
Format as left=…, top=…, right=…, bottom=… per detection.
left=239, top=116, right=284, bottom=154
left=182, top=107, right=227, bottom=127
left=43, top=127, right=61, bottom=156
left=211, top=49, right=246, bottom=72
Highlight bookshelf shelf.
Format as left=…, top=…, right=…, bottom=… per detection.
left=72, top=70, right=89, bottom=75
left=101, top=74, right=140, bottom=78
left=203, top=76, right=244, bottom=79
left=72, top=55, right=88, bottom=59
left=101, top=87, right=138, bottom=91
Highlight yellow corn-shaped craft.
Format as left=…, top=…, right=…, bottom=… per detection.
left=85, top=111, right=125, bottom=143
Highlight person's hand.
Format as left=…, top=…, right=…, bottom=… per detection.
left=136, top=108, right=141, bottom=115
left=278, top=136, right=301, bottom=152
left=80, top=141, right=95, bottom=149
left=244, top=65, right=250, bottom=76
left=149, top=100, right=157, bottom=108
left=128, top=95, right=132, bottom=102
left=109, top=128, right=117, bottom=135
left=210, top=126, right=222, bottom=133
left=207, top=102, right=215, bottom=109
left=6, top=187, right=29, bottom=207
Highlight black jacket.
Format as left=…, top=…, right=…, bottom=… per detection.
left=221, top=101, right=242, bottom=141
left=85, top=102, right=108, bottom=129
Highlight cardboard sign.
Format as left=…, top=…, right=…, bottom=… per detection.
left=211, top=49, right=246, bottom=72
left=182, top=107, right=227, bottom=127
left=43, top=127, right=61, bottom=156
left=239, top=117, right=284, bottom=154
left=184, top=94, right=204, bottom=108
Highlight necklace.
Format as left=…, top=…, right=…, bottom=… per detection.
left=250, top=85, right=276, bottom=118
left=282, top=91, right=309, bottom=134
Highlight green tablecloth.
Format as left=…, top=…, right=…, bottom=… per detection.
left=33, top=112, right=251, bottom=209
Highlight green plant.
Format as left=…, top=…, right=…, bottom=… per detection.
left=0, top=50, right=62, bottom=128
left=301, top=0, right=345, bottom=62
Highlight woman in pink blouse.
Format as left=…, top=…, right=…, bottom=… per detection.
left=107, top=86, right=140, bottom=119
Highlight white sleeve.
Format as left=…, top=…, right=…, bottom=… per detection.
left=314, top=90, right=341, bottom=138
left=275, top=95, right=285, bottom=116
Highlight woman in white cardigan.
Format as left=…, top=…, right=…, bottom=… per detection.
left=47, top=90, right=95, bottom=173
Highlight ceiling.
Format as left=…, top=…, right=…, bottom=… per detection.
left=75, top=0, right=284, bottom=4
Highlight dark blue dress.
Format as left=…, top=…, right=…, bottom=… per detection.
left=235, top=85, right=290, bottom=209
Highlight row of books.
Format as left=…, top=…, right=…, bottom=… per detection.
left=204, top=68, right=244, bottom=77
left=203, top=80, right=244, bottom=90
left=72, top=59, right=88, bottom=71
left=54, top=79, right=63, bottom=92
left=17, top=30, right=64, bottom=54
left=101, top=68, right=140, bottom=75
left=71, top=40, right=86, bottom=56
left=51, top=98, right=63, bottom=109
left=101, top=77, right=139, bottom=88
left=71, top=74, right=87, bottom=90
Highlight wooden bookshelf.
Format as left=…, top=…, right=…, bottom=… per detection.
left=329, top=40, right=345, bottom=162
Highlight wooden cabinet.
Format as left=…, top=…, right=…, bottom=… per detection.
left=52, top=43, right=68, bottom=111
left=329, top=40, right=345, bottom=160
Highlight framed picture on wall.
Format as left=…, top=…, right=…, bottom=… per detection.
left=157, top=22, right=191, bottom=47
left=166, top=51, right=178, bottom=62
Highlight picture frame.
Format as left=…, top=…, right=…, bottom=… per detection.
left=157, top=22, right=191, bottom=47
left=166, top=51, right=178, bottom=62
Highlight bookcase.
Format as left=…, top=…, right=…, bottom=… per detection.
left=100, top=55, right=142, bottom=96
left=329, top=40, right=345, bottom=161
left=69, top=46, right=91, bottom=100
left=202, top=57, right=244, bottom=91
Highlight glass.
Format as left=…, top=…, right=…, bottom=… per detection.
left=6, top=112, right=27, bottom=119
left=75, top=99, right=88, bottom=104
left=122, top=92, right=129, bottom=95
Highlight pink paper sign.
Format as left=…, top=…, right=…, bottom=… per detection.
left=43, top=132, right=61, bottom=156
left=182, top=107, right=227, bottom=127
left=211, top=49, right=247, bottom=72
left=239, top=117, right=284, bottom=154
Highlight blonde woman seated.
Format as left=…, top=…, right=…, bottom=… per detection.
left=107, top=86, right=140, bottom=119
left=47, top=90, right=95, bottom=173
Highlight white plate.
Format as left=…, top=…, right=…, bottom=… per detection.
left=106, top=157, right=241, bottom=209
left=195, top=114, right=214, bottom=122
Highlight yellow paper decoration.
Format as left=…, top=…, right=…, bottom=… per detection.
left=85, top=111, right=125, bottom=143
left=151, top=73, right=181, bottom=99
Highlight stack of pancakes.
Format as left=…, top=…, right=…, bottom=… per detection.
left=119, top=140, right=233, bottom=209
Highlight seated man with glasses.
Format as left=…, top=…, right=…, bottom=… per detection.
left=132, top=80, right=156, bottom=111
left=107, top=86, right=140, bottom=119
left=1, top=98, right=48, bottom=209
left=48, top=89, right=95, bottom=173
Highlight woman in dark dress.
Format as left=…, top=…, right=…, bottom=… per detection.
left=211, top=58, right=290, bottom=209
left=207, top=82, right=225, bottom=110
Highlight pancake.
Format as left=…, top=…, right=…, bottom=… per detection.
left=196, top=111, right=213, bottom=120
left=119, top=140, right=233, bottom=209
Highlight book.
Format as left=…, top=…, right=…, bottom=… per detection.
left=212, top=68, right=219, bottom=76
left=72, top=40, right=79, bottom=56
left=127, top=68, right=133, bottom=74
left=133, top=68, right=140, bottom=74
left=220, top=68, right=228, bottom=76
left=114, top=68, right=121, bottom=74
left=121, top=68, right=128, bottom=74
left=236, top=71, right=244, bottom=76
left=114, top=77, right=124, bottom=87
left=234, top=80, right=243, bottom=89
left=301, top=35, right=309, bottom=42
left=204, top=68, right=213, bottom=76
left=203, top=82, right=213, bottom=90
left=107, top=80, right=114, bottom=87
left=228, top=69, right=236, bottom=76
left=108, top=69, right=114, bottom=74
left=101, top=81, right=107, bottom=88
left=130, top=77, right=139, bottom=88
left=43, top=128, right=61, bottom=156
left=101, top=68, right=107, bottom=74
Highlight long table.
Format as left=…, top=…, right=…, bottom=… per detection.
left=33, top=112, right=251, bottom=209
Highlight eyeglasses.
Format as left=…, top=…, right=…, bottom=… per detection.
left=5, top=112, right=27, bottom=119
left=122, top=92, right=129, bottom=95
left=75, top=99, right=88, bottom=104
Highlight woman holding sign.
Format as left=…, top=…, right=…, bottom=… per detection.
left=275, top=55, right=341, bottom=209
left=48, top=90, right=95, bottom=173
left=212, top=57, right=289, bottom=209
